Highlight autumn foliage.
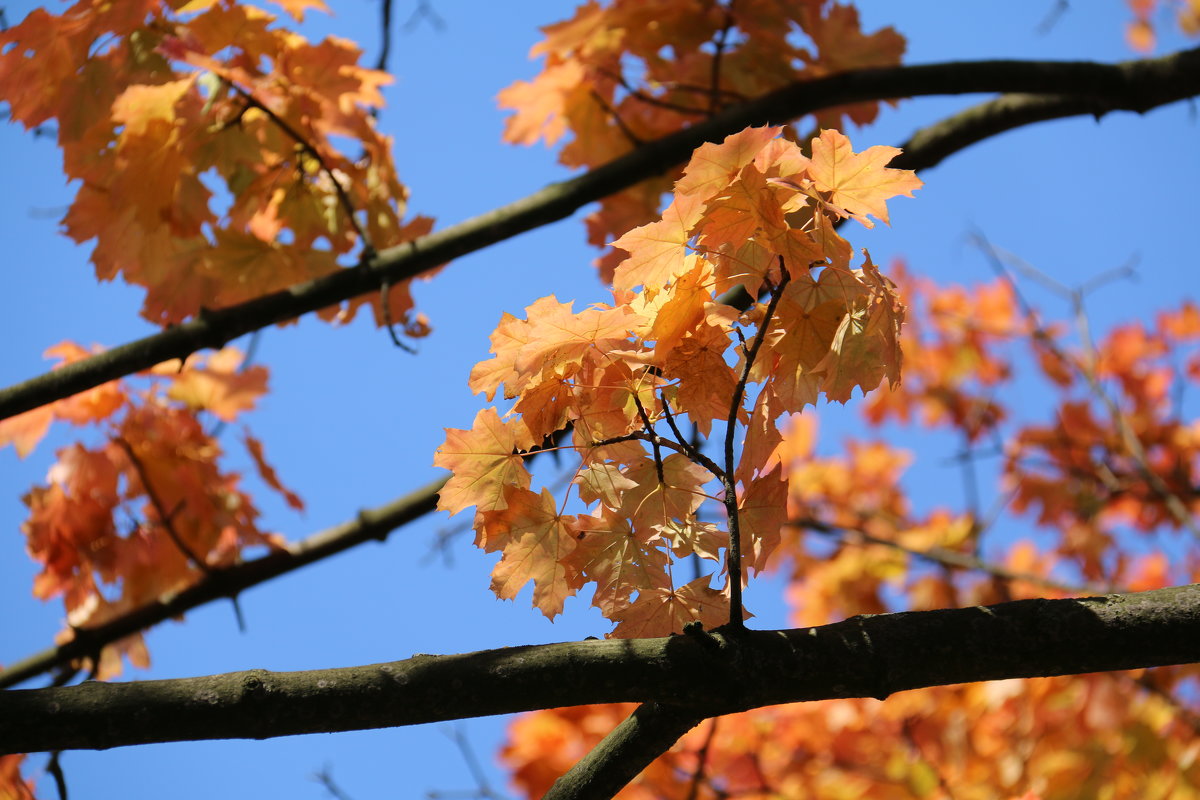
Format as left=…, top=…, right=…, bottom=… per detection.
left=1, top=0, right=1199, bottom=799
left=435, top=125, right=920, bottom=633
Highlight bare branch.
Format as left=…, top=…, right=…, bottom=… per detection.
left=4, top=47, right=1199, bottom=420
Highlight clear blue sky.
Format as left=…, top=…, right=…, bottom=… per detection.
left=1, top=2, right=1196, bottom=798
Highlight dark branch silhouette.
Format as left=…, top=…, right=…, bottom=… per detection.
left=2, top=584, right=1196, bottom=756
left=3, top=47, right=1199, bottom=420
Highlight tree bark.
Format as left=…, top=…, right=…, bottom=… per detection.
left=2, top=584, right=1196, bottom=755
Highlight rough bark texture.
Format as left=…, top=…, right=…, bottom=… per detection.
left=2, top=584, right=1196, bottom=755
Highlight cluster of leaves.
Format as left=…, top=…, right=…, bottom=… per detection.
left=500, top=270, right=1200, bottom=798
left=505, top=674, right=1200, bottom=800
left=0, top=0, right=431, bottom=330
left=2, top=0, right=1199, bottom=797
left=435, top=125, right=920, bottom=636
left=498, top=0, right=904, bottom=279
left=0, top=344, right=301, bottom=678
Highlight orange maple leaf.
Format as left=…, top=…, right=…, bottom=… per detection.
left=481, top=487, right=580, bottom=618
left=434, top=408, right=534, bottom=516
left=737, top=464, right=788, bottom=573
left=608, top=575, right=739, bottom=638
left=804, top=129, right=923, bottom=228
left=610, top=191, right=706, bottom=291
left=617, top=454, right=711, bottom=534
left=167, top=348, right=269, bottom=422
left=572, top=508, right=672, bottom=616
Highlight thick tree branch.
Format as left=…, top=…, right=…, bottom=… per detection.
left=2, top=47, right=1199, bottom=420
left=2, top=584, right=1196, bottom=755
left=0, top=478, right=445, bottom=690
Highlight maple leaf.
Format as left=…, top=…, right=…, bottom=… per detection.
left=0, top=406, right=53, bottom=459
left=674, top=126, right=782, bottom=201
left=0, top=342, right=126, bottom=457
left=661, top=320, right=740, bottom=438
left=610, top=191, right=706, bottom=291
left=659, top=518, right=727, bottom=564
left=698, top=163, right=790, bottom=252
left=797, top=4, right=906, bottom=128
left=167, top=348, right=269, bottom=422
left=803, top=129, right=923, bottom=228
left=481, top=487, right=580, bottom=618
left=575, top=463, right=639, bottom=510
left=434, top=408, right=534, bottom=516
left=608, top=575, right=738, bottom=638
left=737, top=464, right=788, bottom=573
left=514, top=298, right=641, bottom=377
left=497, top=60, right=588, bottom=147
left=616, top=453, right=712, bottom=533
left=572, top=509, right=672, bottom=616
left=469, top=310, right=536, bottom=401
left=646, top=256, right=716, bottom=360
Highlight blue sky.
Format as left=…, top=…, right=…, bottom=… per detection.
left=1, top=2, right=1197, bottom=798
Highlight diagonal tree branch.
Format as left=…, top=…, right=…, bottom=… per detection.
left=544, top=703, right=706, bottom=800
left=1, top=583, right=1196, bottom=755
left=2, top=47, right=1199, bottom=420
left=0, top=478, right=445, bottom=690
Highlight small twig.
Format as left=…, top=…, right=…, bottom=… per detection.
left=116, top=439, right=208, bottom=572
left=207, top=330, right=264, bottom=438
left=724, top=259, right=791, bottom=626
left=312, top=764, right=356, bottom=800
left=1036, top=0, right=1070, bottom=35
left=426, top=723, right=508, bottom=800
left=595, top=67, right=712, bottom=116
left=684, top=718, right=720, bottom=800
left=378, top=270, right=418, bottom=353
left=46, top=751, right=68, bottom=800
left=117, top=442, right=251, bottom=632
left=659, top=391, right=708, bottom=466
left=592, top=431, right=725, bottom=481
left=374, top=0, right=394, bottom=74
left=403, top=0, right=446, bottom=33
left=632, top=392, right=666, bottom=483
left=707, top=5, right=736, bottom=116
left=972, top=233, right=1200, bottom=539
left=796, top=516, right=1119, bottom=595
left=589, top=88, right=644, bottom=147
left=228, top=84, right=373, bottom=250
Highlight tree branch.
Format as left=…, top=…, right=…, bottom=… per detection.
left=543, top=703, right=705, bottom=800
left=0, top=478, right=445, bottom=690
left=2, top=584, right=1196, bottom=755
left=3, top=47, right=1199, bottom=420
